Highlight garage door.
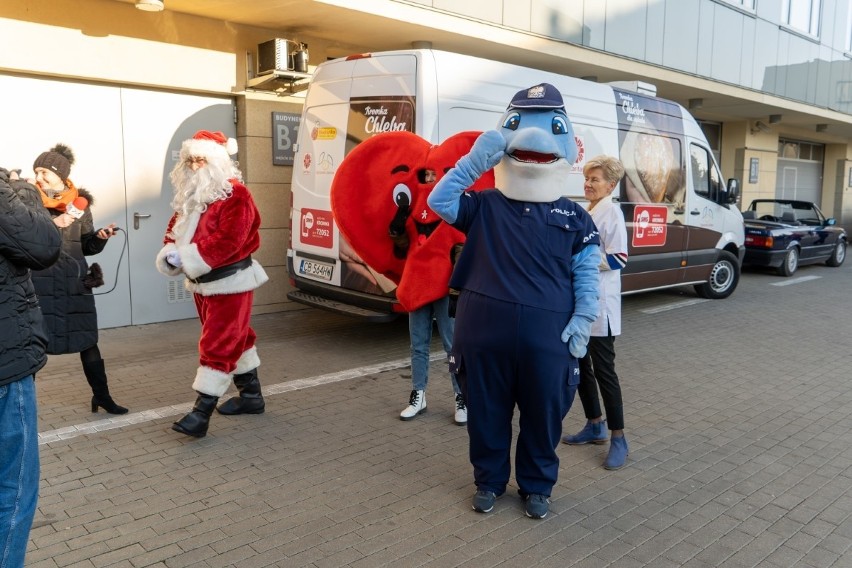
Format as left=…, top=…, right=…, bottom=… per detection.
left=776, top=138, right=824, bottom=203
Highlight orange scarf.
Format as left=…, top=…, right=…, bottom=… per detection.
left=38, top=179, right=79, bottom=212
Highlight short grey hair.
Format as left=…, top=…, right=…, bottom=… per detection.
left=583, top=155, right=625, bottom=185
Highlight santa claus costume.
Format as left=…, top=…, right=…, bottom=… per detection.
left=156, top=130, right=269, bottom=437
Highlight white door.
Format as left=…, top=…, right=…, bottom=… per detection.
left=119, top=89, right=235, bottom=325
left=0, top=75, right=130, bottom=328
left=0, top=75, right=234, bottom=327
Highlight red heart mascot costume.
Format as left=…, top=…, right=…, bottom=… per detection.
left=331, top=130, right=494, bottom=423
left=156, top=130, right=269, bottom=438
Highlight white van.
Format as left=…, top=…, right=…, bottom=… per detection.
left=287, top=49, right=744, bottom=321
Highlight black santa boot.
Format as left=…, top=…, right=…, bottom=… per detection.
left=172, top=392, right=219, bottom=437
left=217, top=368, right=265, bottom=415
left=83, top=359, right=129, bottom=415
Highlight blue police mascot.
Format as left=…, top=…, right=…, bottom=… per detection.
left=428, top=83, right=600, bottom=520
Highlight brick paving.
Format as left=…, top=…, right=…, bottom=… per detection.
left=25, top=260, right=852, bottom=567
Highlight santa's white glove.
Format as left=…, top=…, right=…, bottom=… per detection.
left=561, top=315, right=593, bottom=359
left=166, top=251, right=182, bottom=268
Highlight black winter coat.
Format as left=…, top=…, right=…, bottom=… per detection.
left=31, top=187, right=108, bottom=355
left=0, top=168, right=61, bottom=387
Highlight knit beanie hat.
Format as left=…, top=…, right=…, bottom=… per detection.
left=33, top=143, right=75, bottom=182
left=182, top=130, right=238, bottom=163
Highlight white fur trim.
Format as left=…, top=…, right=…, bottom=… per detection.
left=178, top=243, right=212, bottom=280
left=155, top=243, right=182, bottom=276
left=174, top=211, right=201, bottom=247
left=234, top=346, right=260, bottom=374
left=494, top=158, right=574, bottom=202
left=183, top=138, right=232, bottom=162
left=192, top=366, right=232, bottom=397
left=186, top=260, right=269, bottom=296
left=225, top=138, right=238, bottom=155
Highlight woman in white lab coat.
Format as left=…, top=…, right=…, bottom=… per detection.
left=562, top=155, right=629, bottom=470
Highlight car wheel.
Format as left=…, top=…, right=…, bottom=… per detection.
left=777, top=247, right=799, bottom=276
left=826, top=239, right=846, bottom=267
left=695, top=250, right=740, bottom=299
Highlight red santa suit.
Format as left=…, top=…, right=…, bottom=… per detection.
left=156, top=148, right=268, bottom=399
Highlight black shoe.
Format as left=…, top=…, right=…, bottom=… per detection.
left=91, top=396, right=128, bottom=415
left=217, top=369, right=265, bottom=415
left=83, top=358, right=129, bottom=415
left=172, top=393, right=218, bottom=438
left=523, top=494, right=550, bottom=519
left=472, top=490, right=497, bottom=513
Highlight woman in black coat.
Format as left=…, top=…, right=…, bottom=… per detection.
left=30, top=144, right=127, bottom=414
left=0, top=166, right=61, bottom=568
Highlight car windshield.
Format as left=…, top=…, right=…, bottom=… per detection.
left=751, top=201, right=820, bottom=224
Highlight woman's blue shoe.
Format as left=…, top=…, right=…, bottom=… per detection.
left=562, top=420, right=608, bottom=445
left=604, top=435, right=629, bottom=470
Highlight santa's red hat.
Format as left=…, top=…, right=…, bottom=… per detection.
left=182, top=130, right=238, bottom=162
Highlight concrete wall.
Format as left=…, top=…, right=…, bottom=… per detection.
left=236, top=95, right=304, bottom=314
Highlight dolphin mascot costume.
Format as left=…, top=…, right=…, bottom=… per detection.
left=428, top=83, right=601, bottom=519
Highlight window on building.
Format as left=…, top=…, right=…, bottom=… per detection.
left=698, top=120, right=723, bottom=166
left=778, top=139, right=824, bottom=161
left=847, top=5, right=852, bottom=51
left=782, top=0, right=822, bottom=36
left=722, top=0, right=756, bottom=10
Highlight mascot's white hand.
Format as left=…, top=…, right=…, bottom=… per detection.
left=166, top=251, right=182, bottom=268
left=561, top=316, right=592, bottom=359
left=467, top=130, right=506, bottom=176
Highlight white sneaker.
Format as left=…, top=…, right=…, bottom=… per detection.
left=400, top=389, right=426, bottom=420
left=454, top=393, right=467, bottom=425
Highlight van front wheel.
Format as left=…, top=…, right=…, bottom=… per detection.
left=695, top=251, right=740, bottom=299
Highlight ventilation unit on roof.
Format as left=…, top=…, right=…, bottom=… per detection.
left=257, top=38, right=296, bottom=75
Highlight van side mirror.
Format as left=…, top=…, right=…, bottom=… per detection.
left=827, top=218, right=836, bottom=226
left=725, top=178, right=740, bottom=204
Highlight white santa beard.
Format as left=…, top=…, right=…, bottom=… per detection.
left=169, top=166, right=232, bottom=240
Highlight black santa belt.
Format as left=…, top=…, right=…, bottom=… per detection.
left=187, top=256, right=253, bottom=284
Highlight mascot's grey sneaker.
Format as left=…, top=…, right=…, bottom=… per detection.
left=472, top=490, right=497, bottom=513
left=523, top=494, right=550, bottom=519
left=400, top=389, right=426, bottom=420
left=454, top=393, right=467, bottom=425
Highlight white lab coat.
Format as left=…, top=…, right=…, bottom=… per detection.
left=586, top=195, right=628, bottom=337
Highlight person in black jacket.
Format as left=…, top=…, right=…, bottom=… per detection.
left=29, top=144, right=127, bottom=414
left=0, top=166, right=61, bottom=568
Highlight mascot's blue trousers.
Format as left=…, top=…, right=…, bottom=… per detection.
left=452, top=290, right=579, bottom=498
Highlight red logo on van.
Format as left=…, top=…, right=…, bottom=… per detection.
left=632, top=205, right=667, bottom=247
left=300, top=208, right=334, bottom=248
left=572, top=135, right=585, bottom=173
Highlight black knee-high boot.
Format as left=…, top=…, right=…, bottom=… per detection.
left=172, top=392, right=219, bottom=437
left=217, top=368, right=265, bottom=415
left=83, top=359, right=129, bottom=415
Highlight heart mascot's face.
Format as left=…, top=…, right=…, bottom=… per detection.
left=330, top=131, right=495, bottom=311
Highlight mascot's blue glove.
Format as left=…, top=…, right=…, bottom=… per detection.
left=560, top=244, right=601, bottom=358
left=462, top=130, right=506, bottom=176
left=166, top=250, right=182, bottom=268
left=428, top=130, right=506, bottom=224
left=561, top=316, right=593, bottom=359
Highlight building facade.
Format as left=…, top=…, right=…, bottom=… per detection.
left=1, top=0, right=850, bottom=326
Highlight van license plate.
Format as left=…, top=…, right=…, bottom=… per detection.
left=299, top=259, right=333, bottom=281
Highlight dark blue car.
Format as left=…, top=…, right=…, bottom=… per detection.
left=742, top=199, right=847, bottom=276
